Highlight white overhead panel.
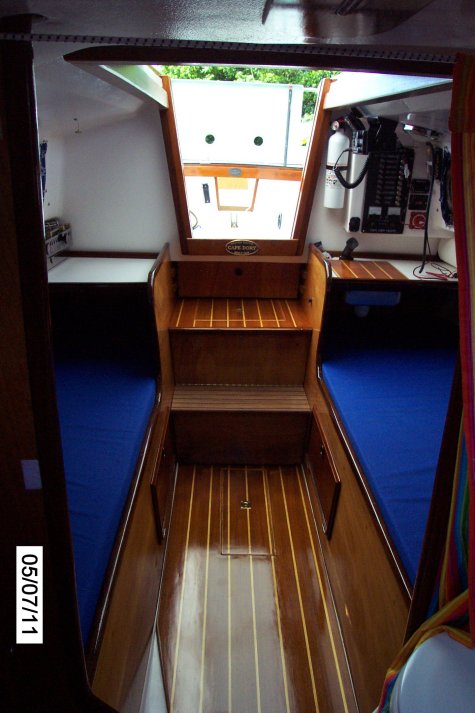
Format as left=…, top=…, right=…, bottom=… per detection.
left=325, top=73, right=452, bottom=111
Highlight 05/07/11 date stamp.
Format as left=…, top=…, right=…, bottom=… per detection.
left=16, top=546, right=43, bottom=644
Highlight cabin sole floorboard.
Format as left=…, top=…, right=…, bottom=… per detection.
left=157, top=463, right=358, bottom=713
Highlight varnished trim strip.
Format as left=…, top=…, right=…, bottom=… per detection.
left=263, top=471, right=290, bottom=713
left=280, top=467, right=320, bottom=712
left=342, top=261, right=358, bottom=278
left=374, top=261, right=407, bottom=280
left=256, top=299, right=263, bottom=328
left=241, top=299, right=247, bottom=328
left=357, top=262, right=376, bottom=279
left=227, top=468, right=233, bottom=713
left=271, top=299, right=281, bottom=328
left=183, top=163, right=302, bottom=181
left=297, top=466, right=351, bottom=713
left=246, top=468, right=262, bottom=713
left=170, top=466, right=196, bottom=711
left=286, top=299, right=298, bottom=328
left=175, top=299, right=185, bottom=327
left=373, top=262, right=393, bottom=279
left=192, top=298, right=199, bottom=328
left=199, top=468, right=213, bottom=712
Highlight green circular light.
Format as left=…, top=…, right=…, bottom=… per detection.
left=254, top=136, right=264, bottom=146
left=205, top=134, right=215, bottom=144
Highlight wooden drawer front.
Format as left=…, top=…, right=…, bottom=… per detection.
left=151, top=415, right=176, bottom=542
left=307, top=415, right=341, bottom=538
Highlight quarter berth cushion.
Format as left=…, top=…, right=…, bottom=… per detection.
left=52, top=287, right=157, bottom=644
left=321, top=302, right=457, bottom=585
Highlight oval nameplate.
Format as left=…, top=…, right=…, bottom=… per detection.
left=225, top=240, right=260, bottom=256
left=228, top=167, right=242, bottom=177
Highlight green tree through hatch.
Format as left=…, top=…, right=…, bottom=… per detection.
left=157, top=65, right=337, bottom=118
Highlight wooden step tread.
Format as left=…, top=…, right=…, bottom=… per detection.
left=171, top=297, right=310, bottom=330
left=172, top=385, right=311, bottom=412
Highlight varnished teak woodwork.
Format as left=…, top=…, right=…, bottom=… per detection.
left=177, top=262, right=302, bottom=299
left=302, top=246, right=332, bottom=407
left=301, top=244, right=412, bottom=712
left=221, top=468, right=276, bottom=556
left=171, top=330, right=311, bottom=385
left=92, top=244, right=178, bottom=708
left=150, top=408, right=176, bottom=543
left=330, top=258, right=406, bottom=281
left=306, top=411, right=341, bottom=538
left=173, top=411, right=310, bottom=464
left=183, top=164, right=302, bottom=181
left=171, top=296, right=310, bottom=328
left=172, top=385, right=311, bottom=412
left=308, top=385, right=410, bottom=713
left=92, top=406, right=170, bottom=711
left=151, top=244, right=176, bottom=409
left=158, top=464, right=358, bottom=713
left=170, top=296, right=311, bottom=386
left=317, top=371, right=412, bottom=593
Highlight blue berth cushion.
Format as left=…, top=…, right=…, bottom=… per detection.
left=322, top=344, right=456, bottom=584
left=55, top=351, right=156, bottom=644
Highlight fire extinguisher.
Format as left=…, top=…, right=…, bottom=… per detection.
left=324, top=121, right=350, bottom=209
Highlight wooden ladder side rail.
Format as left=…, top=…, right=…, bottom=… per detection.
left=149, top=243, right=177, bottom=414
left=301, top=244, right=332, bottom=408
left=148, top=241, right=178, bottom=541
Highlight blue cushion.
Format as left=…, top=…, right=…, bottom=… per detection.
left=322, top=345, right=456, bottom=584
left=55, top=354, right=156, bottom=644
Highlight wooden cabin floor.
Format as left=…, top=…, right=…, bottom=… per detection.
left=157, top=463, right=357, bottom=713
left=171, top=298, right=310, bottom=330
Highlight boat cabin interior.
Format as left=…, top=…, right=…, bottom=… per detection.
left=1, top=3, right=473, bottom=713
